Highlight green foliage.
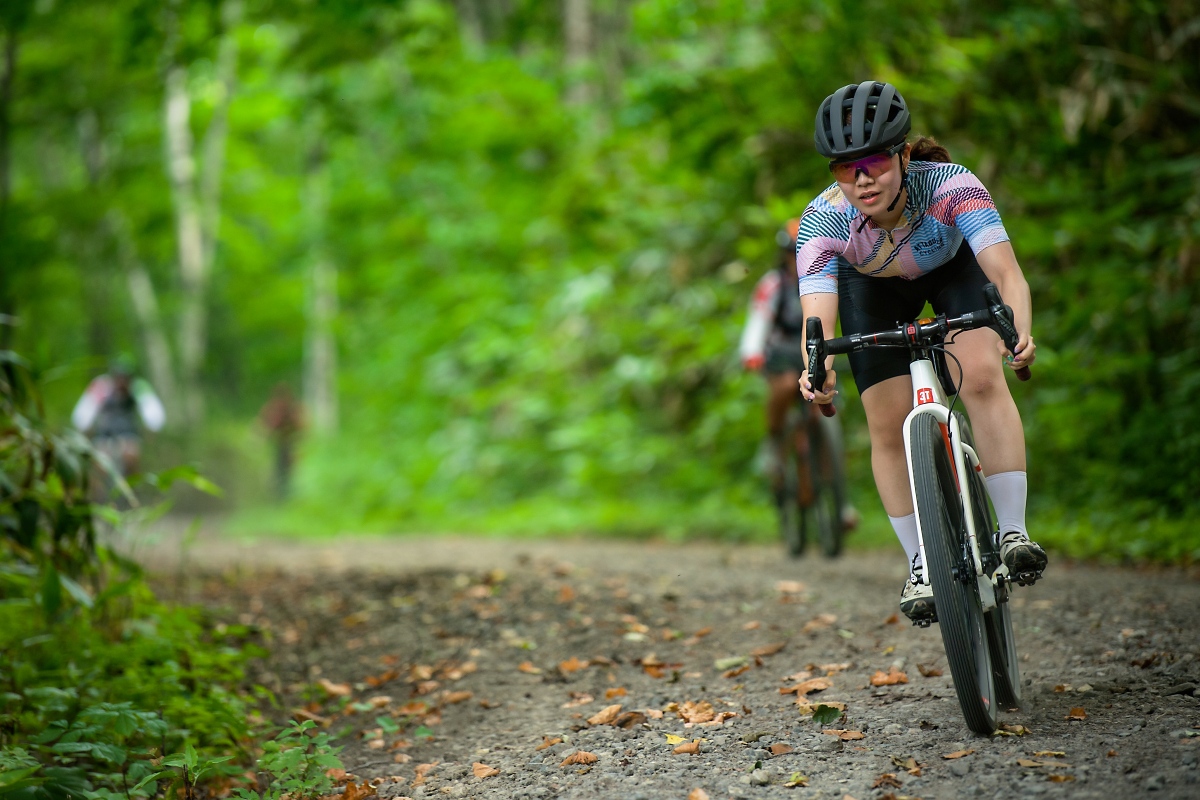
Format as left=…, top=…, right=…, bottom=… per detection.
left=0, top=351, right=259, bottom=798
left=4, top=1, right=1199, bottom=558
left=234, top=721, right=343, bottom=800
left=810, top=704, right=842, bottom=726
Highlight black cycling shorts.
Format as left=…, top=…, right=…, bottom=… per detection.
left=837, top=240, right=991, bottom=396
left=764, top=338, right=806, bottom=375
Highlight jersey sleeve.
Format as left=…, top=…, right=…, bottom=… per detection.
left=795, top=199, right=849, bottom=296
left=738, top=271, right=780, bottom=362
left=927, top=168, right=1010, bottom=254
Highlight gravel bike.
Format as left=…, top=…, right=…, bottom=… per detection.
left=777, top=401, right=849, bottom=558
left=805, top=283, right=1032, bottom=734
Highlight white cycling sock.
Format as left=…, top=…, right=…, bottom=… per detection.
left=889, top=513, right=920, bottom=570
left=986, top=471, right=1028, bottom=539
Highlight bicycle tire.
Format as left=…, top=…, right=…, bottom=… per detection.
left=780, top=441, right=806, bottom=557
left=911, top=414, right=999, bottom=734
left=954, top=413, right=1023, bottom=710
left=810, top=414, right=844, bottom=558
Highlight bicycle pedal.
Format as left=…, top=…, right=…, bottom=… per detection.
left=1015, top=570, right=1043, bottom=587
left=910, top=614, right=937, bottom=628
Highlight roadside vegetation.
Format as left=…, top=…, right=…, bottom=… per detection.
left=0, top=354, right=349, bottom=799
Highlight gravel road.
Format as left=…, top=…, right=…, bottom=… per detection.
left=138, top=528, right=1200, bottom=800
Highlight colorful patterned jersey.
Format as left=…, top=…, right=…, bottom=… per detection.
left=795, top=161, right=1010, bottom=296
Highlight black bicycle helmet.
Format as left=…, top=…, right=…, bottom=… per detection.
left=814, top=81, right=911, bottom=161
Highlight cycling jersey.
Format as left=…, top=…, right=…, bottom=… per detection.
left=796, top=161, right=1009, bottom=296
left=72, top=375, right=166, bottom=436
left=738, top=268, right=807, bottom=366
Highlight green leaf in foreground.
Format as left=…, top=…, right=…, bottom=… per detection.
left=811, top=704, right=841, bottom=725
left=784, top=771, right=809, bottom=787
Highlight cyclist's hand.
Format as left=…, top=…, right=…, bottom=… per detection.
left=743, top=354, right=765, bottom=372
left=997, top=333, right=1036, bottom=369
left=799, top=368, right=837, bottom=404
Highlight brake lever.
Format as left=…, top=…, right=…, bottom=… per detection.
left=982, top=283, right=1031, bottom=381
left=805, top=317, right=837, bottom=417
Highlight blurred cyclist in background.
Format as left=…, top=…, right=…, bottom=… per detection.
left=740, top=220, right=858, bottom=532
left=72, top=355, right=165, bottom=486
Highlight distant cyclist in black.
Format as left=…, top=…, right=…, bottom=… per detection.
left=741, top=220, right=857, bottom=532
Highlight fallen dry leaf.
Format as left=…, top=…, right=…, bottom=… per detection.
left=742, top=620, right=761, bottom=630
left=558, top=656, right=588, bottom=674
left=872, top=773, right=903, bottom=789
left=803, top=613, right=838, bottom=633
left=317, top=678, right=351, bottom=697
left=1066, top=707, right=1087, bottom=721
left=613, top=711, right=647, bottom=729
left=796, top=700, right=846, bottom=714
left=409, top=665, right=434, bottom=682
left=722, top=665, right=751, bottom=679
left=996, top=723, right=1031, bottom=736
left=366, top=739, right=385, bottom=750
left=769, top=743, right=794, bottom=756
left=556, top=585, right=576, bottom=603
left=392, top=753, right=411, bottom=764
left=776, top=580, right=806, bottom=594
left=587, top=704, right=623, bottom=725
left=677, top=701, right=715, bottom=724
left=883, top=612, right=901, bottom=625
left=413, top=680, right=440, bottom=696
left=442, top=691, right=472, bottom=705
left=816, top=663, right=851, bottom=675
left=472, top=763, right=500, bottom=779
left=559, top=751, right=598, bottom=766
left=780, top=677, right=833, bottom=696
left=645, top=708, right=664, bottom=719
left=1107, top=749, right=1118, bottom=757
left=870, top=668, right=909, bottom=686
left=562, top=692, right=594, bottom=709
left=479, top=699, right=501, bottom=709
left=943, top=749, right=975, bottom=759
left=535, top=736, right=563, bottom=751
left=1047, top=775, right=1076, bottom=783
left=1033, top=750, right=1066, bottom=757
left=751, top=642, right=787, bottom=657
left=693, top=626, right=714, bottom=638
left=605, top=687, right=627, bottom=699
left=916, top=663, right=943, bottom=677
left=673, top=741, right=700, bottom=755
left=784, top=773, right=809, bottom=788
left=341, top=782, right=377, bottom=800
left=782, top=670, right=814, bottom=682
left=687, top=789, right=710, bottom=800
left=517, top=661, right=541, bottom=675
left=821, top=729, right=865, bottom=741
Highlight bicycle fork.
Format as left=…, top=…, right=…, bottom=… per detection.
left=902, top=359, right=1003, bottom=626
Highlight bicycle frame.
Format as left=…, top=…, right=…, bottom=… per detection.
left=902, top=358, right=999, bottom=611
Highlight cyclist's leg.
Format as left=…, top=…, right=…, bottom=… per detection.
left=933, top=244, right=1046, bottom=576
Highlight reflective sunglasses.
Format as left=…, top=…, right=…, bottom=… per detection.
left=829, top=142, right=906, bottom=183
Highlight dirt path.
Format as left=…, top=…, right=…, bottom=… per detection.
left=137, top=526, right=1200, bottom=800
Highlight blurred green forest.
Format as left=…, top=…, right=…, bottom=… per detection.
left=2, top=0, right=1197, bottom=559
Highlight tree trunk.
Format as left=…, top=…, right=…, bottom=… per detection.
left=563, top=0, right=592, bottom=107
left=0, top=26, right=18, bottom=344
left=163, top=60, right=207, bottom=427
left=162, top=0, right=242, bottom=429
left=303, top=136, right=338, bottom=434
left=109, top=212, right=179, bottom=419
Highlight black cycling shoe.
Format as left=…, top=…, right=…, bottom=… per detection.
left=999, top=531, right=1048, bottom=585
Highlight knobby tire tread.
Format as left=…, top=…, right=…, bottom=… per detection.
left=911, top=415, right=998, bottom=734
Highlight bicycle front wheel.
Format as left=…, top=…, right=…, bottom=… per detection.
left=955, top=413, right=1022, bottom=710
left=911, top=414, right=999, bottom=734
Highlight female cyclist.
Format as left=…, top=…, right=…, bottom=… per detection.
left=795, top=80, right=1047, bottom=621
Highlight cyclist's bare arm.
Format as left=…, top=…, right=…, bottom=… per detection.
left=799, top=292, right=839, bottom=404
left=975, top=242, right=1035, bottom=369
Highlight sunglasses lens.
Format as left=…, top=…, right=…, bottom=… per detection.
left=831, top=152, right=894, bottom=182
